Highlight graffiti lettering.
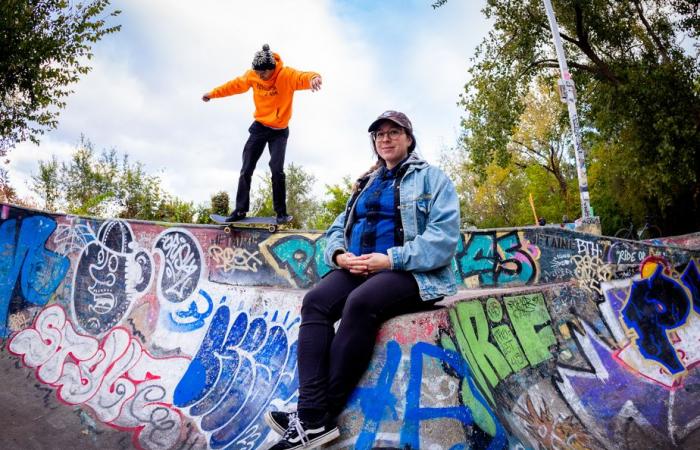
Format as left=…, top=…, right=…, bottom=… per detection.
left=448, top=294, right=556, bottom=403
left=349, top=340, right=507, bottom=449
left=536, top=233, right=577, bottom=251
left=402, top=342, right=507, bottom=450
left=166, top=289, right=215, bottom=332
left=260, top=235, right=330, bottom=288
left=154, top=230, right=202, bottom=303
left=0, top=216, right=69, bottom=337
left=173, top=305, right=298, bottom=449
left=622, top=264, right=692, bottom=374
left=503, top=294, right=557, bottom=367
left=208, top=245, right=262, bottom=272
left=456, top=231, right=538, bottom=287
left=575, top=238, right=603, bottom=258
left=572, top=254, right=613, bottom=295
left=8, top=305, right=188, bottom=450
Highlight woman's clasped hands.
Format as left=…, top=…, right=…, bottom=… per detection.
left=336, top=252, right=391, bottom=276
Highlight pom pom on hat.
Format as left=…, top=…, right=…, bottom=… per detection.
left=252, top=44, right=276, bottom=71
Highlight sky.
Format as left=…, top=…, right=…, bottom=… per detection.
left=9, top=0, right=491, bottom=209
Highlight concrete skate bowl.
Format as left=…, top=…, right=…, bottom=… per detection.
left=1, top=202, right=699, bottom=449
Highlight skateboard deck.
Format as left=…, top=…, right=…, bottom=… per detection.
left=209, top=214, right=289, bottom=233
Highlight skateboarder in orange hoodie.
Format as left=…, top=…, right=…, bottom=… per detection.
left=202, top=44, right=322, bottom=224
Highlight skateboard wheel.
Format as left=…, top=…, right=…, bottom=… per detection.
left=268, top=225, right=277, bottom=232
left=224, top=226, right=232, bottom=234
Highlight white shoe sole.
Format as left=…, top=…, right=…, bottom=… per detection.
left=289, top=428, right=340, bottom=449
left=264, top=411, right=287, bottom=435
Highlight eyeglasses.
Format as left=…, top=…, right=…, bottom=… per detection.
left=371, top=129, right=404, bottom=141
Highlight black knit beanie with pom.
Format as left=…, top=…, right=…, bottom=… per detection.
left=252, top=44, right=276, bottom=71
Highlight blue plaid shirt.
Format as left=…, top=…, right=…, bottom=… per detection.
left=348, top=163, right=403, bottom=256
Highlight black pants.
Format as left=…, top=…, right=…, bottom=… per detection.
left=297, top=269, right=439, bottom=421
left=234, top=121, right=289, bottom=216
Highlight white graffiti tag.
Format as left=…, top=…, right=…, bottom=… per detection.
left=8, top=305, right=189, bottom=450
left=572, top=254, right=613, bottom=295
left=208, top=245, right=262, bottom=272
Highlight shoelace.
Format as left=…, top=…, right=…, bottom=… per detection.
left=285, top=415, right=310, bottom=446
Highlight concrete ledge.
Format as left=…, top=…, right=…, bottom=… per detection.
left=1, top=204, right=699, bottom=449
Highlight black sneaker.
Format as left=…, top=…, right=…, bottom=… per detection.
left=264, top=410, right=294, bottom=435
left=225, top=211, right=246, bottom=222
left=267, top=415, right=339, bottom=450
left=276, top=214, right=293, bottom=225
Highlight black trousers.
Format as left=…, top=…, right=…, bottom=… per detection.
left=234, top=121, right=289, bottom=216
left=297, top=269, right=439, bottom=420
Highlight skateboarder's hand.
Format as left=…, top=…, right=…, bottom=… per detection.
left=310, top=76, right=322, bottom=92
left=202, top=94, right=211, bottom=102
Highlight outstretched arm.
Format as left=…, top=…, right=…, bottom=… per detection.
left=283, top=68, right=322, bottom=91
left=203, top=74, right=251, bottom=101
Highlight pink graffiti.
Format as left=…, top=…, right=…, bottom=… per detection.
left=378, top=312, right=447, bottom=345
left=8, top=305, right=190, bottom=450
left=521, top=238, right=541, bottom=260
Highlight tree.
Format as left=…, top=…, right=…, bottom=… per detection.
left=1, top=0, right=121, bottom=153
left=509, top=79, right=576, bottom=200
left=442, top=79, right=581, bottom=229
left=117, top=156, right=163, bottom=219
left=309, top=176, right=353, bottom=230
left=30, top=136, right=196, bottom=222
left=58, top=137, right=119, bottom=216
left=444, top=0, right=699, bottom=234
left=211, top=191, right=230, bottom=216
left=250, top=175, right=275, bottom=218
left=443, top=147, right=579, bottom=229
left=250, top=163, right=322, bottom=229
left=32, top=155, right=61, bottom=210
left=153, top=195, right=196, bottom=224
left=0, top=164, right=17, bottom=203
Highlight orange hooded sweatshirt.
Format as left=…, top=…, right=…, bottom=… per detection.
left=206, top=53, right=319, bottom=129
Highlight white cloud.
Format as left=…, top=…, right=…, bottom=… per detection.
left=8, top=0, right=489, bottom=210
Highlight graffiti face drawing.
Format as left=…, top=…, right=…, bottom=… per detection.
left=72, top=221, right=152, bottom=335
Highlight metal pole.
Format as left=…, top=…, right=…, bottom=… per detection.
left=542, top=0, right=594, bottom=221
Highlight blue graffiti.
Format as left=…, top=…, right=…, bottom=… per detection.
left=347, top=340, right=507, bottom=450
left=351, top=340, right=402, bottom=448
left=313, top=237, right=330, bottom=278
left=681, top=259, right=700, bottom=315
left=456, top=231, right=536, bottom=286
left=174, top=305, right=298, bottom=449
left=0, top=216, right=69, bottom=337
left=622, top=263, right=696, bottom=373
left=268, top=235, right=330, bottom=288
left=166, top=289, right=216, bottom=332
left=403, top=342, right=507, bottom=450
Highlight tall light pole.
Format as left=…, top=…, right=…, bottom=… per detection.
left=542, top=0, right=595, bottom=222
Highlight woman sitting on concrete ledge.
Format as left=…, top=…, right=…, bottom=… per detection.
left=264, top=110, right=461, bottom=450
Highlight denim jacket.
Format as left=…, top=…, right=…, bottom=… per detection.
left=324, top=152, right=460, bottom=300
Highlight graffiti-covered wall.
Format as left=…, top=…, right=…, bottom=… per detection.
left=1, top=203, right=699, bottom=449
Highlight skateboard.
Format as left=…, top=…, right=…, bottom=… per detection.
left=209, top=214, right=290, bottom=233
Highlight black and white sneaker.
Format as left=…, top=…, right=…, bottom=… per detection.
left=225, top=211, right=246, bottom=222
left=276, top=214, right=293, bottom=225
left=264, top=410, right=294, bottom=435
left=267, top=415, right=339, bottom=450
